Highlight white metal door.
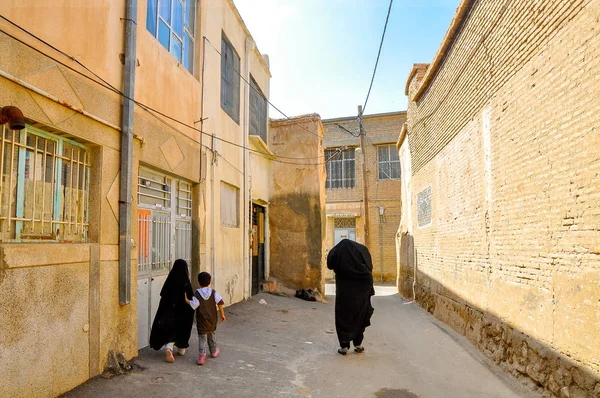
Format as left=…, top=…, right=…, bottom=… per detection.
left=136, top=169, right=192, bottom=349
left=334, top=228, right=356, bottom=245
left=137, top=279, right=149, bottom=349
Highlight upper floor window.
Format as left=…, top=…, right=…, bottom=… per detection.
left=249, top=76, right=268, bottom=144
left=378, top=144, right=400, bottom=180
left=0, top=125, right=90, bottom=242
left=221, top=34, right=241, bottom=124
left=146, top=0, right=196, bottom=73
left=325, top=148, right=355, bottom=189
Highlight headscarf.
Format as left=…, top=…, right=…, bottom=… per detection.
left=327, top=239, right=373, bottom=281
left=160, top=259, right=193, bottom=300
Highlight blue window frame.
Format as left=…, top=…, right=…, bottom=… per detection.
left=146, top=0, right=196, bottom=73
left=0, top=125, right=90, bottom=242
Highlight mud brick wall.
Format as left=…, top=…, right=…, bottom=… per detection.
left=402, top=0, right=600, bottom=396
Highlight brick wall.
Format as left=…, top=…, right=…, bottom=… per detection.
left=402, top=0, right=600, bottom=396
left=323, top=112, right=405, bottom=282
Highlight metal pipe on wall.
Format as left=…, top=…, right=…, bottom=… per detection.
left=243, top=38, right=254, bottom=298
left=119, top=0, right=137, bottom=305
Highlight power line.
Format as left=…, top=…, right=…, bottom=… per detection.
left=203, top=37, right=324, bottom=140
left=362, top=0, right=394, bottom=113
left=0, top=16, right=325, bottom=163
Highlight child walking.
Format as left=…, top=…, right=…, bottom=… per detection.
left=185, top=272, right=226, bottom=365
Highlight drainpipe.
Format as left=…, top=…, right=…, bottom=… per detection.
left=119, top=0, right=137, bottom=305
left=243, top=39, right=254, bottom=298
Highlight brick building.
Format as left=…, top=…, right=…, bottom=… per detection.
left=323, top=111, right=405, bottom=283
left=398, top=0, right=600, bottom=396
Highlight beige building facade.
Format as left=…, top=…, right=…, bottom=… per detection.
left=323, top=112, right=405, bottom=283
left=0, top=0, right=273, bottom=396
left=398, top=0, right=600, bottom=396
left=269, top=115, right=326, bottom=293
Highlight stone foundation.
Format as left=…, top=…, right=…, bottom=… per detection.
left=414, top=283, right=600, bottom=398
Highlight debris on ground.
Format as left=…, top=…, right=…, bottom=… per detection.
left=259, top=299, right=267, bottom=305
left=295, top=289, right=317, bottom=302
left=103, top=350, right=133, bottom=378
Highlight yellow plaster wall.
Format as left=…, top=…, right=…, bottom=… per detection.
left=0, top=247, right=90, bottom=398
left=200, top=0, right=271, bottom=303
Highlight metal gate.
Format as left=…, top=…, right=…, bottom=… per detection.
left=137, top=168, right=192, bottom=349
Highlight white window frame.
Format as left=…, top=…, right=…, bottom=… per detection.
left=377, top=144, right=401, bottom=180
left=146, top=0, right=196, bottom=73
left=325, top=148, right=356, bottom=189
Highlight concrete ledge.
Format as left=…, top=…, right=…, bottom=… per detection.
left=0, top=243, right=91, bottom=269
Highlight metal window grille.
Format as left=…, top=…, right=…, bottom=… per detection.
left=417, top=185, right=432, bottom=228
left=0, top=125, right=90, bottom=242
left=221, top=34, right=241, bottom=123
left=175, top=219, right=191, bottom=265
left=151, top=211, right=172, bottom=273
left=138, top=169, right=171, bottom=210
left=138, top=209, right=152, bottom=274
left=334, top=217, right=356, bottom=229
left=378, top=144, right=401, bottom=180
left=249, top=75, right=268, bottom=144
left=146, top=0, right=196, bottom=72
left=177, top=180, right=192, bottom=218
left=325, top=148, right=356, bottom=189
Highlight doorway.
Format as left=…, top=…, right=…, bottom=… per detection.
left=251, top=204, right=265, bottom=295
left=334, top=217, right=356, bottom=245
left=136, top=168, right=192, bottom=349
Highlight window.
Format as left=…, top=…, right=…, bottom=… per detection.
left=417, top=185, right=432, bottom=228
left=325, top=148, right=355, bottom=189
left=249, top=76, right=268, bottom=144
left=220, top=182, right=239, bottom=228
left=378, top=144, right=400, bottom=180
left=221, top=34, right=240, bottom=123
left=146, top=0, right=196, bottom=73
left=0, top=125, right=90, bottom=242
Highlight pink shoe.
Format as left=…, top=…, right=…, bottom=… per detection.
left=211, top=348, right=220, bottom=358
left=197, top=353, right=206, bottom=365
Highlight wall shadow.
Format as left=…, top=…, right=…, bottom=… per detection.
left=397, top=232, right=600, bottom=398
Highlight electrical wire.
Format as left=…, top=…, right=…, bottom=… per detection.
left=362, top=0, right=394, bottom=114
left=0, top=16, right=327, bottom=163
left=203, top=37, right=324, bottom=140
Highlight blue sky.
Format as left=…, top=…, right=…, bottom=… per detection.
left=234, top=0, right=459, bottom=120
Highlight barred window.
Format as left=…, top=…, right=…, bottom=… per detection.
left=378, top=144, right=400, bottom=180
left=325, top=148, right=355, bottom=189
left=221, top=34, right=240, bottom=124
left=146, top=0, right=197, bottom=73
left=0, top=125, right=90, bottom=242
left=417, top=185, right=432, bottom=228
left=249, top=75, right=268, bottom=144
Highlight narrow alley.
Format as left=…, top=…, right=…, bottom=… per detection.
left=63, top=289, right=537, bottom=398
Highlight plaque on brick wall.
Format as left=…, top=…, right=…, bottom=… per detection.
left=417, top=185, right=432, bottom=228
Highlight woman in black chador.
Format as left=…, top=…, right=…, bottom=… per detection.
left=327, top=239, right=375, bottom=355
left=149, top=259, right=194, bottom=363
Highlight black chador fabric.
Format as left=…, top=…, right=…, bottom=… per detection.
left=149, top=259, right=194, bottom=350
left=327, top=239, right=375, bottom=345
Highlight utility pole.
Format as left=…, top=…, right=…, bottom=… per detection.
left=358, top=105, right=370, bottom=250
